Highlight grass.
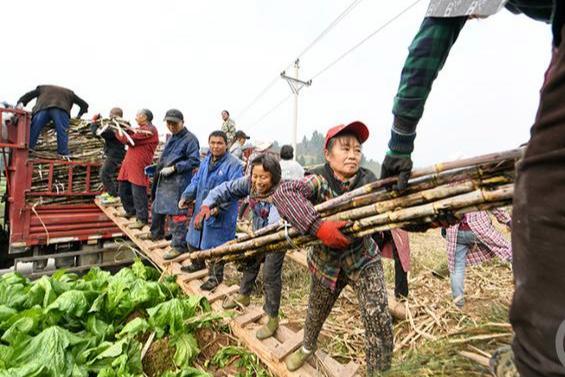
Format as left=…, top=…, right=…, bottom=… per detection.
left=223, top=225, right=514, bottom=376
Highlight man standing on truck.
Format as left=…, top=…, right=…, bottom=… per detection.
left=90, top=107, right=127, bottom=205
left=17, top=85, right=89, bottom=158
left=116, top=109, right=159, bottom=230
left=150, top=109, right=200, bottom=259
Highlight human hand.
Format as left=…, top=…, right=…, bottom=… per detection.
left=315, top=220, right=351, bottom=249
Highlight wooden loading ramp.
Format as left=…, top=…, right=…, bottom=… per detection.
left=96, top=199, right=360, bottom=377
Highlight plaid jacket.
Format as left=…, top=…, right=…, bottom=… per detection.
left=446, top=209, right=511, bottom=272
left=273, top=169, right=379, bottom=291
left=393, top=16, right=467, bottom=122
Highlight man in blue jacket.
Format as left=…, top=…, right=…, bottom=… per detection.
left=178, top=130, right=243, bottom=290
left=150, top=109, right=200, bottom=259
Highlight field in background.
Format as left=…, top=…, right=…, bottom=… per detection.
left=224, top=227, right=514, bottom=376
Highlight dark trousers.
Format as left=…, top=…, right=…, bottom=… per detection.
left=510, top=27, right=565, bottom=377
left=303, top=262, right=393, bottom=374
left=118, top=181, right=148, bottom=223
left=188, top=249, right=224, bottom=283
left=393, top=246, right=409, bottom=298
left=150, top=211, right=188, bottom=252
left=100, top=157, right=121, bottom=197
left=29, top=108, right=70, bottom=155
left=239, top=252, right=285, bottom=317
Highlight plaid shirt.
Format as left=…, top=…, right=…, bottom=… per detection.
left=393, top=16, right=466, bottom=122
left=446, top=209, right=512, bottom=272
left=273, top=173, right=379, bottom=291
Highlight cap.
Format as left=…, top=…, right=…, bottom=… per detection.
left=164, top=109, right=184, bottom=123
left=234, top=130, right=250, bottom=140
left=324, top=121, right=369, bottom=149
left=254, top=140, right=273, bottom=152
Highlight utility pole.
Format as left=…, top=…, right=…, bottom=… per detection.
left=281, top=59, right=311, bottom=160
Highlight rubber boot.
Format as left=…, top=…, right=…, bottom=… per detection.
left=285, top=347, right=313, bottom=372
left=222, top=294, right=250, bottom=309
left=256, top=316, right=279, bottom=340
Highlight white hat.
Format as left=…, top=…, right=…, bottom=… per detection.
left=254, top=140, right=273, bottom=152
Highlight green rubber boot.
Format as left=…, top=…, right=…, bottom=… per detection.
left=222, top=294, right=250, bottom=310
left=285, top=347, right=313, bottom=372
left=256, top=316, right=279, bottom=340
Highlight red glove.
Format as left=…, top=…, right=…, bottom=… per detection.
left=315, top=220, right=351, bottom=249
left=193, top=205, right=211, bottom=230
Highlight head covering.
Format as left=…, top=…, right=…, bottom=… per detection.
left=324, top=121, right=369, bottom=149
left=164, top=109, right=184, bottom=123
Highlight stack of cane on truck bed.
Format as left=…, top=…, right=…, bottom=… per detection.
left=29, top=118, right=131, bottom=205
left=171, top=148, right=522, bottom=265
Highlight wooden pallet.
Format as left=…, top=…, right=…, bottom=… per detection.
left=96, top=200, right=360, bottom=377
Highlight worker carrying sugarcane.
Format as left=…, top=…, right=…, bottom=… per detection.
left=150, top=109, right=200, bottom=259
left=194, top=154, right=284, bottom=340
left=178, top=131, right=243, bottom=291
left=272, top=122, right=393, bottom=374
left=17, top=84, right=89, bottom=159
left=220, top=109, right=236, bottom=146
left=89, top=107, right=126, bottom=205
left=445, top=210, right=511, bottom=309
left=377, top=1, right=556, bottom=375
left=379, top=0, right=552, bottom=192
left=116, top=109, right=159, bottom=229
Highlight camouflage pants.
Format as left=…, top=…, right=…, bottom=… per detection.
left=303, top=261, right=393, bottom=374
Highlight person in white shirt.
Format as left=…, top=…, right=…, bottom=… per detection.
left=279, top=145, right=304, bottom=180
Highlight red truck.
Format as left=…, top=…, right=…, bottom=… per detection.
left=0, top=107, right=123, bottom=273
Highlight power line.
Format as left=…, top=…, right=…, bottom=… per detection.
left=248, top=94, right=292, bottom=127
left=295, top=0, right=364, bottom=61
left=236, top=0, right=364, bottom=120
left=310, top=0, right=424, bottom=81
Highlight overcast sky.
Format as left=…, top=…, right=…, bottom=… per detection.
left=1, top=0, right=552, bottom=165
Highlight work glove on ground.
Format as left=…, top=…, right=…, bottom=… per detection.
left=315, top=220, right=351, bottom=249
left=160, top=166, right=175, bottom=177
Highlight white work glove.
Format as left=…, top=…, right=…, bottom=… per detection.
left=160, top=166, right=176, bottom=177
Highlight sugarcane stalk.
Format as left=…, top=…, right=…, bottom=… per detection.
left=235, top=155, right=517, bottom=243
left=181, top=179, right=513, bottom=262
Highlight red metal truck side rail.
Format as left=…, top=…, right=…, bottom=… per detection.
left=0, top=108, right=122, bottom=252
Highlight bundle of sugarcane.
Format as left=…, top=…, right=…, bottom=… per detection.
left=170, top=148, right=522, bottom=265
left=33, top=118, right=107, bottom=161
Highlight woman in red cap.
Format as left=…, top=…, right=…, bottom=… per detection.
left=273, top=121, right=393, bottom=374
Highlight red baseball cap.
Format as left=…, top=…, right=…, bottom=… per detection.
left=324, top=121, right=369, bottom=149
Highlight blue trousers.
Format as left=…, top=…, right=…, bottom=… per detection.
left=450, top=230, right=477, bottom=307
left=29, top=108, right=70, bottom=155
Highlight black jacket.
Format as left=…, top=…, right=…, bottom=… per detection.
left=90, top=122, right=126, bottom=160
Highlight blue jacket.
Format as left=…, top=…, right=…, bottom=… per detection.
left=182, top=152, right=243, bottom=249
left=153, top=128, right=200, bottom=215
left=203, top=177, right=280, bottom=232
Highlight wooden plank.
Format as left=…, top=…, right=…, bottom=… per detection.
left=315, top=350, right=360, bottom=377
left=179, top=269, right=209, bottom=282
left=208, top=284, right=239, bottom=303
left=148, top=240, right=171, bottom=250
left=271, top=329, right=304, bottom=361
left=235, top=307, right=265, bottom=326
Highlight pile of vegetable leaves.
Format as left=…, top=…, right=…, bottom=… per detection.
left=0, top=259, right=219, bottom=377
